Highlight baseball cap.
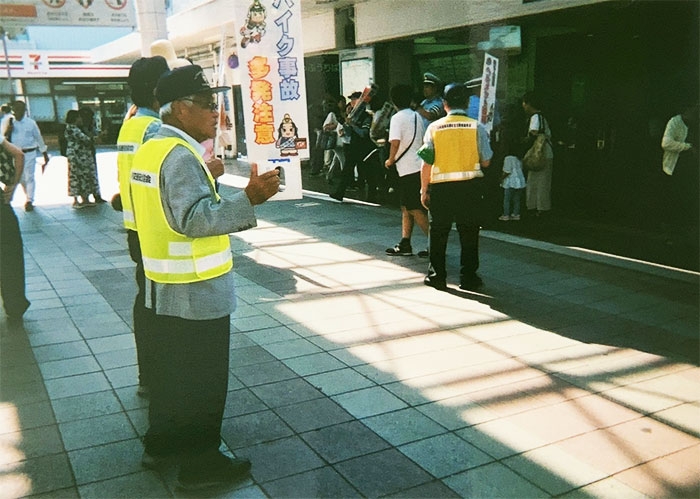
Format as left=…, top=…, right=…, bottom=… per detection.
left=348, top=91, right=362, bottom=100
left=128, top=56, right=169, bottom=94
left=423, top=72, right=443, bottom=86
left=155, top=65, right=229, bottom=106
left=443, top=83, right=469, bottom=106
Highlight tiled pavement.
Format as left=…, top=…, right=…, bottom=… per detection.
left=0, top=153, right=699, bottom=498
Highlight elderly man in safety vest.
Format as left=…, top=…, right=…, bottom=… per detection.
left=419, top=83, right=493, bottom=292
left=130, top=64, right=279, bottom=491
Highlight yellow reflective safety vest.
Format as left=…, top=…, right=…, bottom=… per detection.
left=130, top=136, right=233, bottom=284
left=427, top=113, right=482, bottom=184
left=116, top=115, right=160, bottom=230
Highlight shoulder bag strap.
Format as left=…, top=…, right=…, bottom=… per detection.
left=394, top=113, right=418, bottom=164
left=538, top=113, right=552, bottom=146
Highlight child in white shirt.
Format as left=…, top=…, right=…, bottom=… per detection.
left=499, top=151, right=526, bottom=221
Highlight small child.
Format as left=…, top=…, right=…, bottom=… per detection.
left=499, top=137, right=526, bottom=221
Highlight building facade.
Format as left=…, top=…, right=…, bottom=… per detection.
left=2, top=0, right=697, bottom=222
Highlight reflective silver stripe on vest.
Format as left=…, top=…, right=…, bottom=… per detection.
left=169, top=241, right=192, bottom=256
left=142, top=248, right=231, bottom=275
left=122, top=209, right=135, bottom=224
left=131, top=169, right=158, bottom=187
left=431, top=167, right=483, bottom=183
left=117, top=142, right=139, bottom=154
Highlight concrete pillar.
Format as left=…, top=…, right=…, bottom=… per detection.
left=134, top=0, right=168, bottom=56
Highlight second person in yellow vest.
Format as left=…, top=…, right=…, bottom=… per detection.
left=419, top=83, right=494, bottom=291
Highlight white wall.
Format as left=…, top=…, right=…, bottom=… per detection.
left=301, top=11, right=337, bottom=54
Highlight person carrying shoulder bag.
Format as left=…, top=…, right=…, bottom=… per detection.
left=521, top=92, right=554, bottom=215
left=384, top=84, right=429, bottom=257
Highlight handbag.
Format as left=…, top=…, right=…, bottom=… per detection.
left=522, top=113, right=551, bottom=172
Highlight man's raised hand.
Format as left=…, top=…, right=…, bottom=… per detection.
left=245, top=162, right=280, bottom=205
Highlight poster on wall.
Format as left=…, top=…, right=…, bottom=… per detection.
left=234, top=0, right=309, bottom=200
left=339, top=47, right=374, bottom=98
left=478, top=52, right=498, bottom=134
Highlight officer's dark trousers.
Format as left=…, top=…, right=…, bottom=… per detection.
left=0, top=204, right=29, bottom=316
left=144, top=313, right=230, bottom=457
left=428, top=179, right=484, bottom=283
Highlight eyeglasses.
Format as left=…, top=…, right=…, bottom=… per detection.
left=178, top=98, right=218, bottom=112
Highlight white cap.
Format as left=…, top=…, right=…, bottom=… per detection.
left=150, top=39, right=191, bottom=69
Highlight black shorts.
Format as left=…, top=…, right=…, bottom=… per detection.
left=398, top=171, right=424, bottom=210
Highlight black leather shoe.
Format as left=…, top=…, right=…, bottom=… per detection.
left=176, top=452, right=251, bottom=491
left=423, top=275, right=447, bottom=290
left=6, top=299, right=30, bottom=320
left=459, top=275, right=484, bottom=291
left=141, top=450, right=180, bottom=470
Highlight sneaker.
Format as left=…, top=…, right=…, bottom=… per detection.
left=498, top=215, right=510, bottom=221
left=176, top=451, right=251, bottom=491
left=510, top=214, right=521, bottom=221
left=385, top=242, right=412, bottom=256
left=423, top=275, right=447, bottom=291
left=459, top=274, right=484, bottom=291
left=417, top=249, right=429, bottom=258
left=24, top=202, right=34, bottom=212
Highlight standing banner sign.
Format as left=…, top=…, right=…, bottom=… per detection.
left=234, top=0, right=308, bottom=200
left=478, top=52, right=498, bottom=134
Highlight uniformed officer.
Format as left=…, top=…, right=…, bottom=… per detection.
left=419, top=83, right=494, bottom=291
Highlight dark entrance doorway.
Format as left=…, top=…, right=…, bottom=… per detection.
left=534, top=1, right=699, bottom=228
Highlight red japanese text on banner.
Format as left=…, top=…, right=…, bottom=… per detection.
left=234, top=0, right=310, bottom=162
